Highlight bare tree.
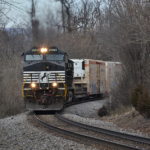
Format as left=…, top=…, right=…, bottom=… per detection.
left=30, top=0, right=39, bottom=45
left=56, top=0, right=74, bottom=32
left=102, top=0, right=150, bottom=116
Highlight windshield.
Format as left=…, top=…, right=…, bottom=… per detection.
left=25, top=55, right=43, bottom=61
left=46, top=54, right=64, bottom=61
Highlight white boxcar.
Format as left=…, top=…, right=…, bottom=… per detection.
left=72, top=59, right=106, bottom=97
left=72, top=59, right=121, bottom=97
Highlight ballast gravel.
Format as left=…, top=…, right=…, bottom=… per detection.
left=63, top=99, right=149, bottom=138
left=0, top=113, right=98, bottom=150
left=63, top=99, right=107, bottom=118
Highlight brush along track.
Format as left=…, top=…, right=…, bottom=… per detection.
left=34, top=114, right=149, bottom=150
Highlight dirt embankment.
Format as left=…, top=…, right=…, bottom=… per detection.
left=101, top=108, right=150, bottom=137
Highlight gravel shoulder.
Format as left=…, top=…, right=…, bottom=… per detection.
left=0, top=112, right=98, bottom=150
left=63, top=99, right=107, bottom=118
left=0, top=99, right=108, bottom=150
left=63, top=99, right=150, bottom=138
left=63, top=99, right=118, bottom=131
left=1, top=99, right=149, bottom=150
left=101, top=108, right=150, bottom=137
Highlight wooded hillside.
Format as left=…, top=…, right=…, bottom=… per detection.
left=0, top=0, right=150, bottom=118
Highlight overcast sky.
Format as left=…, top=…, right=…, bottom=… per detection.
left=5, top=0, right=60, bottom=28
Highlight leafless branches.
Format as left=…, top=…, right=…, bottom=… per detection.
left=1, top=0, right=150, bottom=116
left=103, top=0, right=150, bottom=115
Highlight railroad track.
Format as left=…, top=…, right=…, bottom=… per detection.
left=32, top=98, right=150, bottom=150
left=55, top=114, right=150, bottom=145
left=64, top=96, right=104, bottom=108
left=33, top=96, right=104, bottom=114
left=33, top=113, right=150, bottom=150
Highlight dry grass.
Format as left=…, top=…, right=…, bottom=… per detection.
left=101, top=107, right=150, bottom=136
left=108, top=105, right=134, bottom=117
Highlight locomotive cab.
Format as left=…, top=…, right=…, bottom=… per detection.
left=22, top=47, right=73, bottom=110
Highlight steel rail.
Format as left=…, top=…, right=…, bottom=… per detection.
left=34, top=114, right=143, bottom=150
left=64, top=96, right=104, bottom=108
left=55, top=114, right=150, bottom=146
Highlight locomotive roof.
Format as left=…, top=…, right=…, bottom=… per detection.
left=24, top=46, right=67, bottom=55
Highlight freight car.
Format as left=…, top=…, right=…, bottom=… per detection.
left=22, top=47, right=74, bottom=110
left=71, top=59, right=121, bottom=98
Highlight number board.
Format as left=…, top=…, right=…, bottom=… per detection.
left=48, top=48, right=57, bottom=52
left=31, top=48, right=58, bottom=52
left=32, top=49, right=38, bottom=52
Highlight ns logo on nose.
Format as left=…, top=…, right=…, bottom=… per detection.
left=41, top=73, right=47, bottom=81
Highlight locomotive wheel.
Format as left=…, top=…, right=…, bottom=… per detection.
left=67, top=91, right=73, bottom=102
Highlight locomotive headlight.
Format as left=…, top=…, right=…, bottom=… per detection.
left=31, top=82, right=36, bottom=88
left=52, top=82, right=58, bottom=88
left=40, top=48, right=48, bottom=53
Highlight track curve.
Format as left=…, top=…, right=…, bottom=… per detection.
left=55, top=114, right=150, bottom=145
left=34, top=114, right=148, bottom=150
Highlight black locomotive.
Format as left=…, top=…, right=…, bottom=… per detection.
left=22, top=46, right=74, bottom=110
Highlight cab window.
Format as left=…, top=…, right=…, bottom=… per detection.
left=46, top=54, right=64, bottom=61
left=25, top=55, right=43, bottom=61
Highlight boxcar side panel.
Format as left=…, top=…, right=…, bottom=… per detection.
left=106, top=62, right=122, bottom=95
left=88, top=60, right=106, bottom=95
